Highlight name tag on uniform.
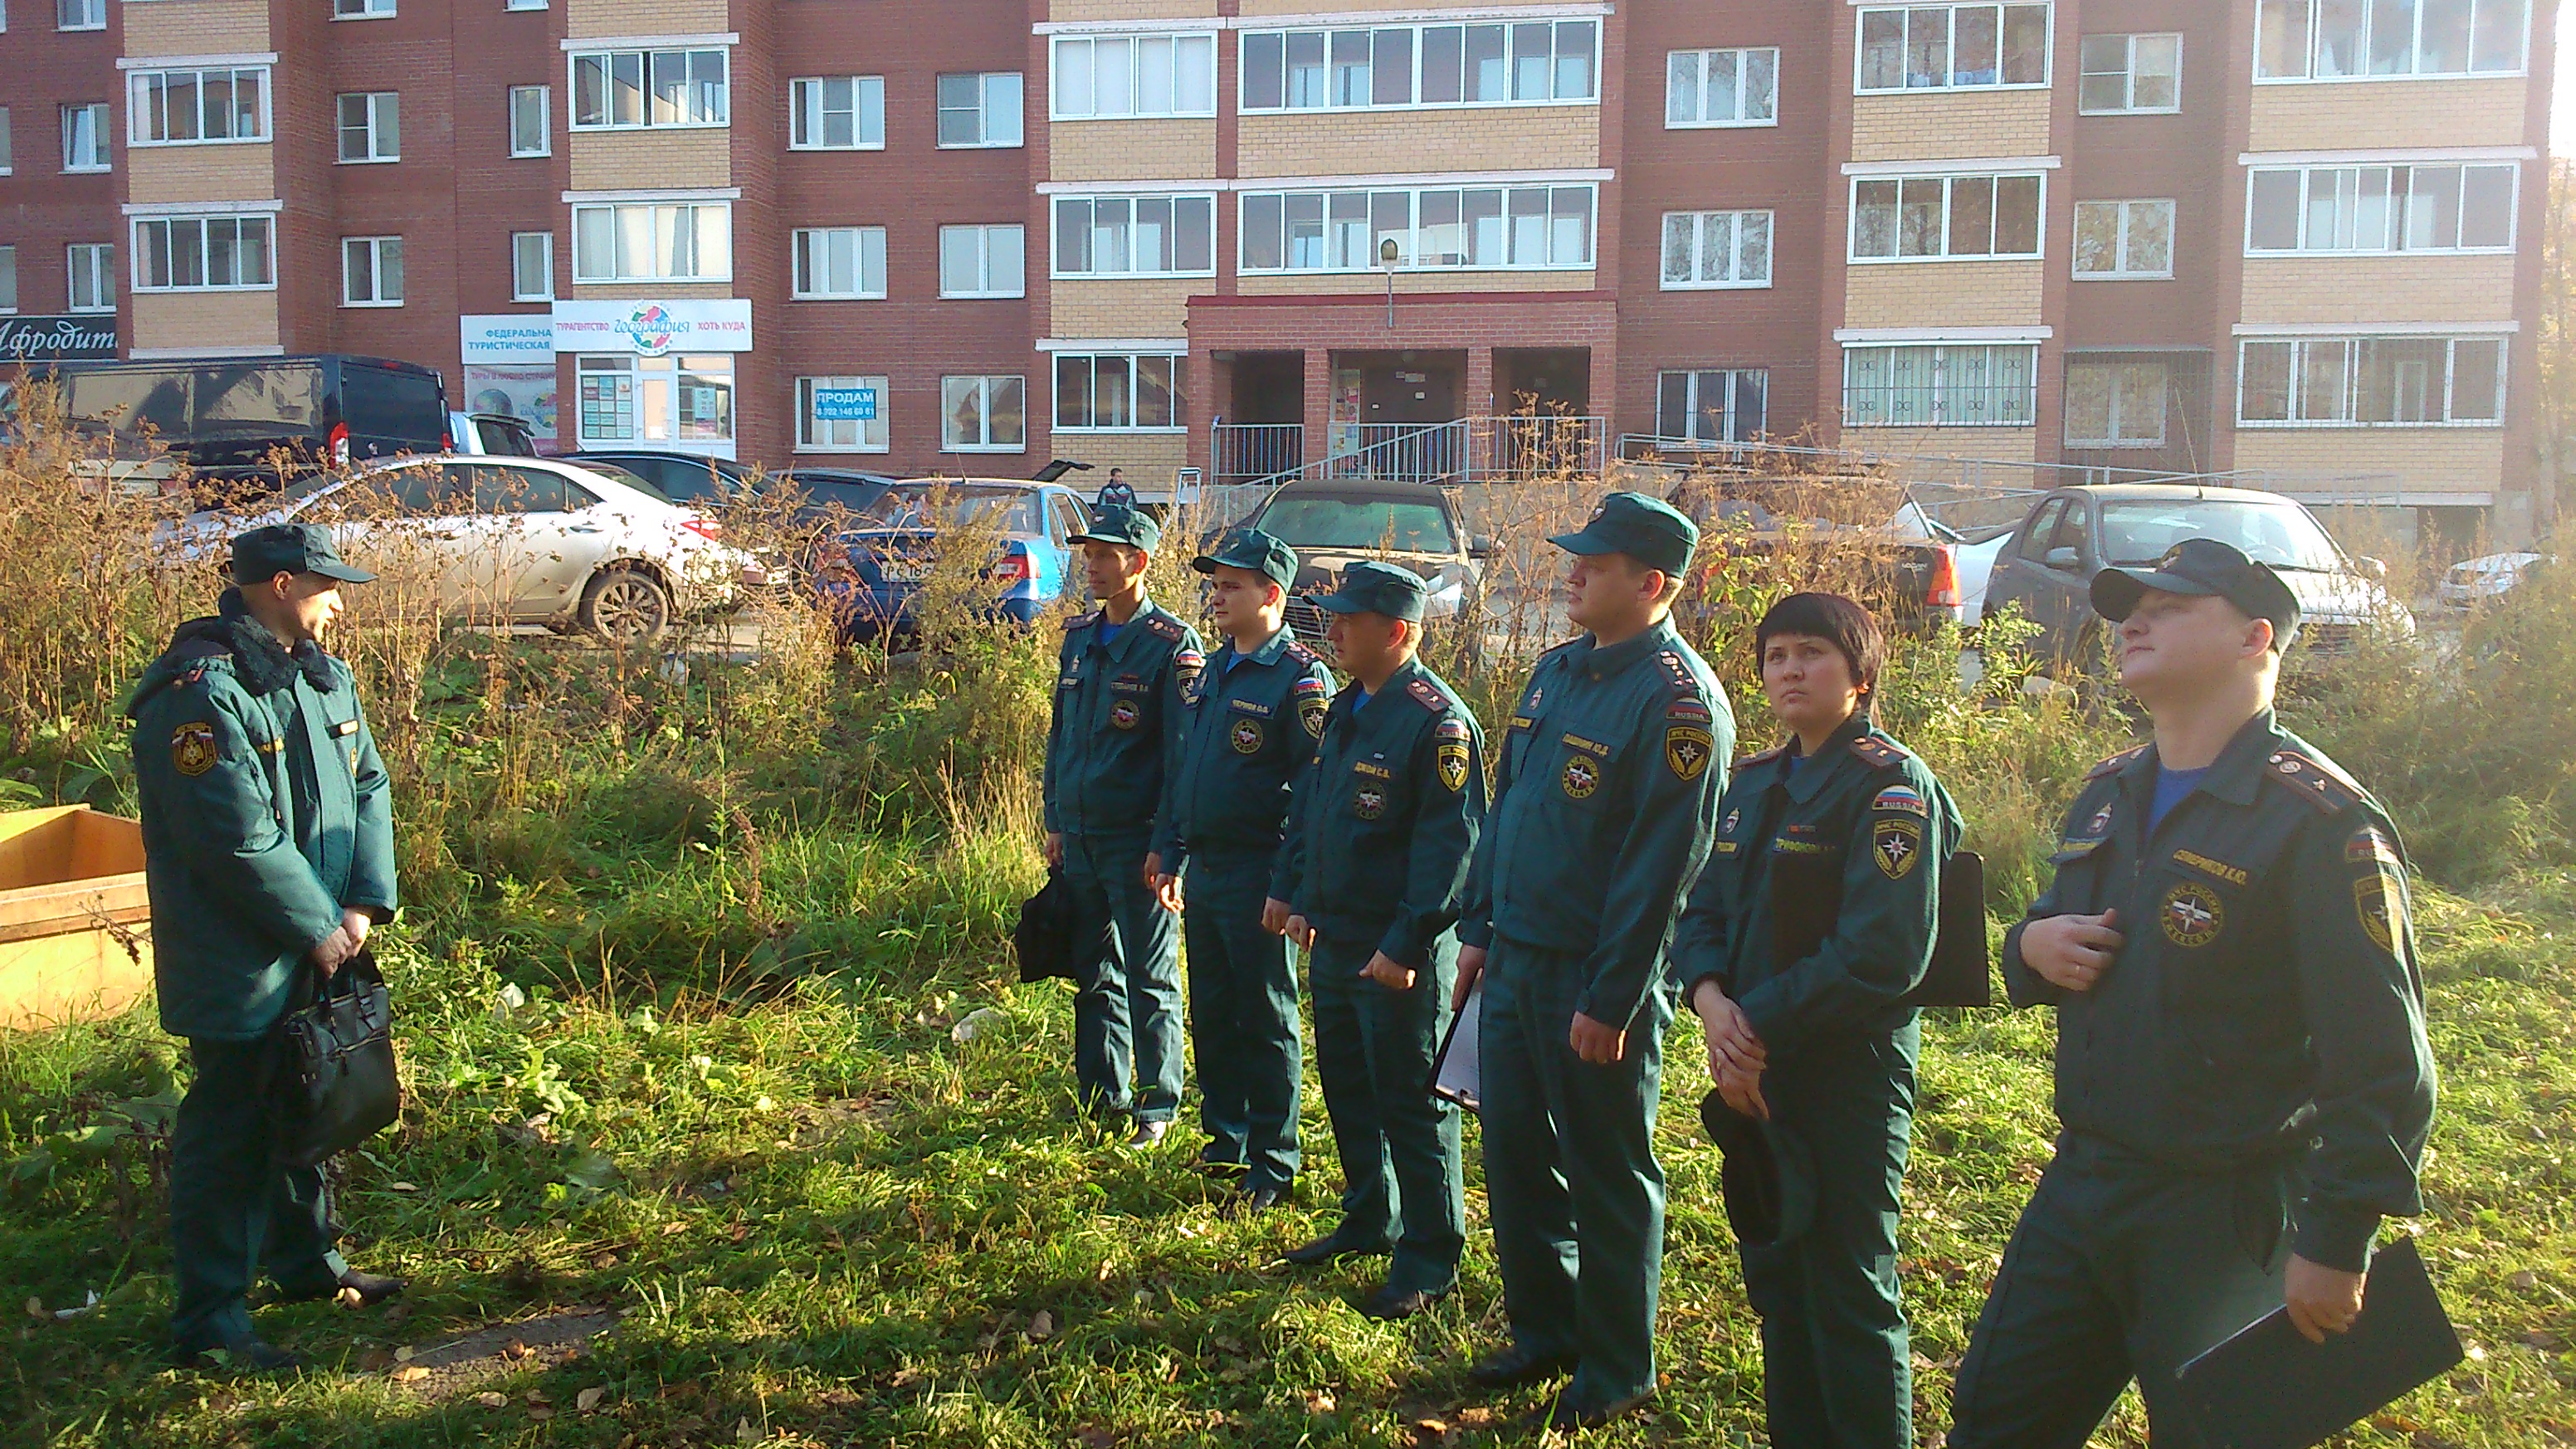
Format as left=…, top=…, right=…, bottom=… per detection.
left=1110, top=675, right=1149, bottom=694
left=334, top=719, right=360, bottom=737
left=2171, top=848, right=2250, bottom=886
left=1352, top=760, right=1393, bottom=779
left=1560, top=733, right=1611, bottom=759
left=1227, top=699, right=1273, bottom=717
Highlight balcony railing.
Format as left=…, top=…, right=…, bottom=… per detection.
left=1220, top=414, right=1606, bottom=490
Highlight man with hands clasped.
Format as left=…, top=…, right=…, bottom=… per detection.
left=1945, top=539, right=2437, bottom=1448
left=1271, top=560, right=1486, bottom=1320
left=1672, top=593, right=1961, bottom=1448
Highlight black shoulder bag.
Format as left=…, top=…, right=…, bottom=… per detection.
left=270, top=946, right=402, bottom=1168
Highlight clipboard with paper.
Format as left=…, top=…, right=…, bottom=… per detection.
left=1426, top=982, right=1483, bottom=1111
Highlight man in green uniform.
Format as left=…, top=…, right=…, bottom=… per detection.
left=1674, top=592, right=1964, bottom=1449
left=1274, top=561, right=1486, bottom=1319
left=1151, top=527, right=1333, bottom=1208
left=1947, top=539, right=2437, bottom=1448
left=1453, top=492, right=1734, bottom=1430
left=128, top=524, right=402, bottom=1370
left=1045, top=505, right=1204, bottom=1148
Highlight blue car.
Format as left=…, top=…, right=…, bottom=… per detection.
left=816, top=477, right=1095, bottom=641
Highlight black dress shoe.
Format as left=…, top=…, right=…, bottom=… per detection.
left=275, top=1270, right=407, bottom=1306
left=1281, top=1232, right=1394, bottom=1267
left=1466, top=1342, right=1579, bottom=1389
left=1359, top=1282, right=1449, bottom=1320
left=171, top=1337, right=301, bottom=1373
left=1528, top=1390, right=1652, bottom=1432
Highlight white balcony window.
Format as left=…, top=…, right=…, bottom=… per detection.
left=571, top=48, right=729, bottom=129
left=1051, top=35, right=1216, bottom=119
left=2256, top=0, right=2527, bottom=80
left=571, top=202, right=732, bottom=282
left=134, top=214, right=276, bottom=290
left=1051, top=195, right=1216, bottom=276
left=2245, top=162, right=2517, bottom=254
left=1850, top=173, right=2045, bottom=261
left=1242, top=18, right=1595, bottom=110
left=1240, top=183, right=1593, bottom=272
left=1856, top=3, right=2052, bottom=91
left=1053, top=353, right=1185, bottom=432
left=789, top=76, right=884, bottom=149
left=1666, top=47, right=1778, bottom=126
left=2237, top=335, right=2505, bottom=424
left=1842, top=344, right=2038, bottom=426
left=1659, top=209, right=1773, bottom=288
left=130, top=68, right=271, bottom=145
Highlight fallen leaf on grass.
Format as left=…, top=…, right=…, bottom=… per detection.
left=394, top=1344, right=414, bottom=1362
left=1410, top=1417, right=1449, bottom=1443
left=2509, top=1270, right=2539, bottom=1290
left=393, top=1366, right=430, bottom=1383
left=475, top=1391, right=508, bottom=1408
left=1451, top=1407, right=1497, bottom=1428
left=661, top=1222, right=689, bottom=1236
left=577, top=1386, right=607, bottom=1412
left=504, top=1339, right=533, bottom=1361
left=1026, top=1310, right=1055, bottom=1342
left=1304, top=1390, right=1336, bottom=1414
left=528, top=1406, right=554, bottom=1422
left=336, top=1286, right=365, bottom=1309
left=22, top=1298, right=45, bottom=1323
left=390, top=1182, right=418, bottom=1193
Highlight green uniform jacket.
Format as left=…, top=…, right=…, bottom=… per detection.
left=125, top=593, right=398, bottom=1041
left=1042, top=599, right=1204, bottom=840
left=1277, top=657, right=1488, bottom=967
left=2000, top=710, right=2437, bottom=1272
left=1153, top=625, right=1334, bottom=875
left=1673, top=715, right=1963, bottom=1053
left=1461, top=622, right=1733, bottom=1030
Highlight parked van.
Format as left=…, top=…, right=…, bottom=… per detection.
left=18, top=354, right=447, bottom=495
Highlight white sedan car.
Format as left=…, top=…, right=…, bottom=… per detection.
left=2437, top=551, right=2544, bottom=607
left=161, top=456, right=764, bottom=642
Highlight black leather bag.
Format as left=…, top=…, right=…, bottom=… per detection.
left=270, top=946, right=402, bottom=1168
left=1016, top=869, right=1077, bottom=984
left=1769, top=842, right=1992, bottom=1009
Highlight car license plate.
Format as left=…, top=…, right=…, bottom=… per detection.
left=874, top=558, right=929, bottom=583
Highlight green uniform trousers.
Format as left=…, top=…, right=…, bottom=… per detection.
left=1946, top=1133, right=2295, bottom=1449
left=1183, top=850, right=1302, bottom=1190
left=1481, top=940, right=1671, bottom=1409
left=169, top=1037, right=347, bottom=1349
left=1066, top=829, right=1185, bottom=1123
left=1739, top=1020, right=1919, bottom=1449
left=1307, top=930, right=1464, bottom=1293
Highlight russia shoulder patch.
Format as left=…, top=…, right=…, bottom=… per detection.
left=1290, top=676, right=1328, bottom=698
left=1871, top=783, right=1929, bottom=817
left=1666, top=697, right=1712, bottom=723
left=1432, top=717, right=1471, bottom=741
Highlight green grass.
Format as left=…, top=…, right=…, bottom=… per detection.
left=5, top=795, right=2574, bottom=1448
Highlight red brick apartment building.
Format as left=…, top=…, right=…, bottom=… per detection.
left=0, top=0, right=2555, bottom=539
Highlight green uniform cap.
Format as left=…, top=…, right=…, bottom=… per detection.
left=1070, top=503, right=1161, bottom=554
left=1549, top=490, right=1700, bottom=575
left=232, top=522, right=375, bottom=584
left=1308, top=559, right=1427, bottom=622
left=2091, top=537, right=2300, bottom=637
left=1192, top=526, right=1301, bottom=592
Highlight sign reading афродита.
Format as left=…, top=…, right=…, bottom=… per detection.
left=0, top=315, right=120, bottom=362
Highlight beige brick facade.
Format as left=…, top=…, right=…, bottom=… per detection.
left=1046, top=430, right=1189, bottom=482
left=1850, top=91, right=2052, bottom=162
left=567, top=281, right=738, bottom=301
left=1046, top=119, right=1218, bottom=182
left=2232, top=427, right=2506, bottom=502
left=2248, top=78, right=2528, bottom=152
left=126, top=145, right=276, bottom=207
left=1842, top=425, right=2041, bottom=479
left=2237, top=256, right=2520, bottom=327
left=566, top=0, right=729, bottom=40
left=1048, top=277, right=1198, bottom=337
left=1237, top=269, right=1595, bottom=296
left=1237, top=107, right=1599, bottom=178
left=568, top=131, right=732, bottom=191
left=132, top=290, right=279, bottom=352
left=1842, top=261, right=2045, bottom=329
left=1240, top=0, right=1566, bottom=12
left=124, top=0, right=267, bottom=57
left=1046, top=0, right=1218, bottom=18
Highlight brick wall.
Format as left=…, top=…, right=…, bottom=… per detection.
left=1046, top=429, right=1188, bottom=482
left=567, top=0, right=729, bottom=41
left=1049, top=0, right=1217, bottom=18
left=124, top=0, right=267, bottom=56
left=1236, top=106, right=1599, bottom=177
left=570, top=131, right=733, bottom=191
left=1237, top=269, right=1597, bottom=297
left=1049, top=276, right=1197, bottom=337
left=2232, top=427, right=2506, bottom=501
left=2247, top=76, right=2528, bottom=151
left=2237, top=255, right=2521, bottom=327
left=1842, top=261, right=2046, bottom=329
left=1047, top=118, right=1217, bottom=181
left=1850, top=91, right=2051, bottom=162
left=1842, top=424, right=2041, bottom=478
left=1239, top=0, right=1567, bottom=12
left=126, top=145, right=276, bottom=207
left=134, top=290, right=280, bottom=351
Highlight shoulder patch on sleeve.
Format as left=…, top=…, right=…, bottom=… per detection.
left=1871, top=783, right=1930, bottom=817
left=170, top=720, right=221, bottom=776
left=1148, top=616, right=1185, bottom=642
left=1406, top=678, right=1450, bottom=712
left=1433, top=716, right=1471, bottom=741
left=1290, top=676, right=1328, bottom=698
left=2265, top=748, right=2361, bottom=814
left=1849, top=735, right=1910, bottom=768
left=1175, top=647, right=1204, bottom=671
left=2087, top=744, right=2152, bottom=780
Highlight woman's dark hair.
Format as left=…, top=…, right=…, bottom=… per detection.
left=1754, top=592, right=1886, bottom=699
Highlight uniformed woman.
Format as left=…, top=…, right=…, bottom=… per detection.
left=1672, top=591, right=1961, bottom=1449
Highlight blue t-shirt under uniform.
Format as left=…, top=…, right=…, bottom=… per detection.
left=2149, top=764, right=2210, bottom=834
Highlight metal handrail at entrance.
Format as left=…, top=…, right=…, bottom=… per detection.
left=1221, top=414, right=1607, bottom=490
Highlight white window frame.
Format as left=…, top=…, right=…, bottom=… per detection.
left=1665, top=46, right=1779, bottom=128
left=797, top=374, right=890, bottom=453
left=938, top=223, right=1025, bottom=298
left=1855, top=3, right=2055, bottom=93
left=791, top=225, right=889, bottom=300
left=788, top=76, right=886, bottom=149
left=1052, top=353, right=1187, bottom=433
left=2072, top=198, right=2175, bottom=279
left=340, top=235, right=403, bottom=307
left=569, top=202, right=734, bottom=283
left=2254, top=0, right=2530, bottom=80
left=1050, top=194, right=1217, bottom=278
left=1659, top=209, right=1774, bottom=289
left=569, top=48, right=730, bottom=130
left=2077, top=32, right=2183, bottom=113
left=61, top=102, right=110, bottom=173
left=131, top=213, right=277, bottom=291
left=941, top=374, right=1026, bottom=451
left=56, top=0, right=103, bottom=31
left=1050, top=35, right=1217, bottom=120
left=2235, top=334, right=2507, bottom=426
left=1847, top=173, right=2048, bottom=261
left=509, top=85, right=550, bottom=157
left=2063, top=359, right=2170, bottom=446
left=0, top=246, right=15, bottom=314
left=337, top=91, right=399, bottom=163
left=1237, top=18, right=1599, bottom=113
left=1237, top=182, right=1597, bottom=274
left=1656, top=368, right=1770, bottom=443
left=333, top=0, right=395, bottom=17
left=505, top=0, right=546, bottom=10
left=1840, top=343, right=2041, bottom=427
left=67, top=242, right=116, bottom=313
left=577, top=353, right=736, bottom=446
left=128, top=67, right=272, bottom=146
left=510, top=230, right=554, bottom=301
left=2243, top=162, right=2520, bottom=256
left=937, top=71, right=1022, bottom=148
left=0, top=108, right=12, bottom=174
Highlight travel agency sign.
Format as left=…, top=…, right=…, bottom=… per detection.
left=549, top=300, right=753, bottom=356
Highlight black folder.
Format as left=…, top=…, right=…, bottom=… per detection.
left=1769, top=844, right=1990, bottom=1009
left=2175, top=1237, right=2463, bottom=1449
